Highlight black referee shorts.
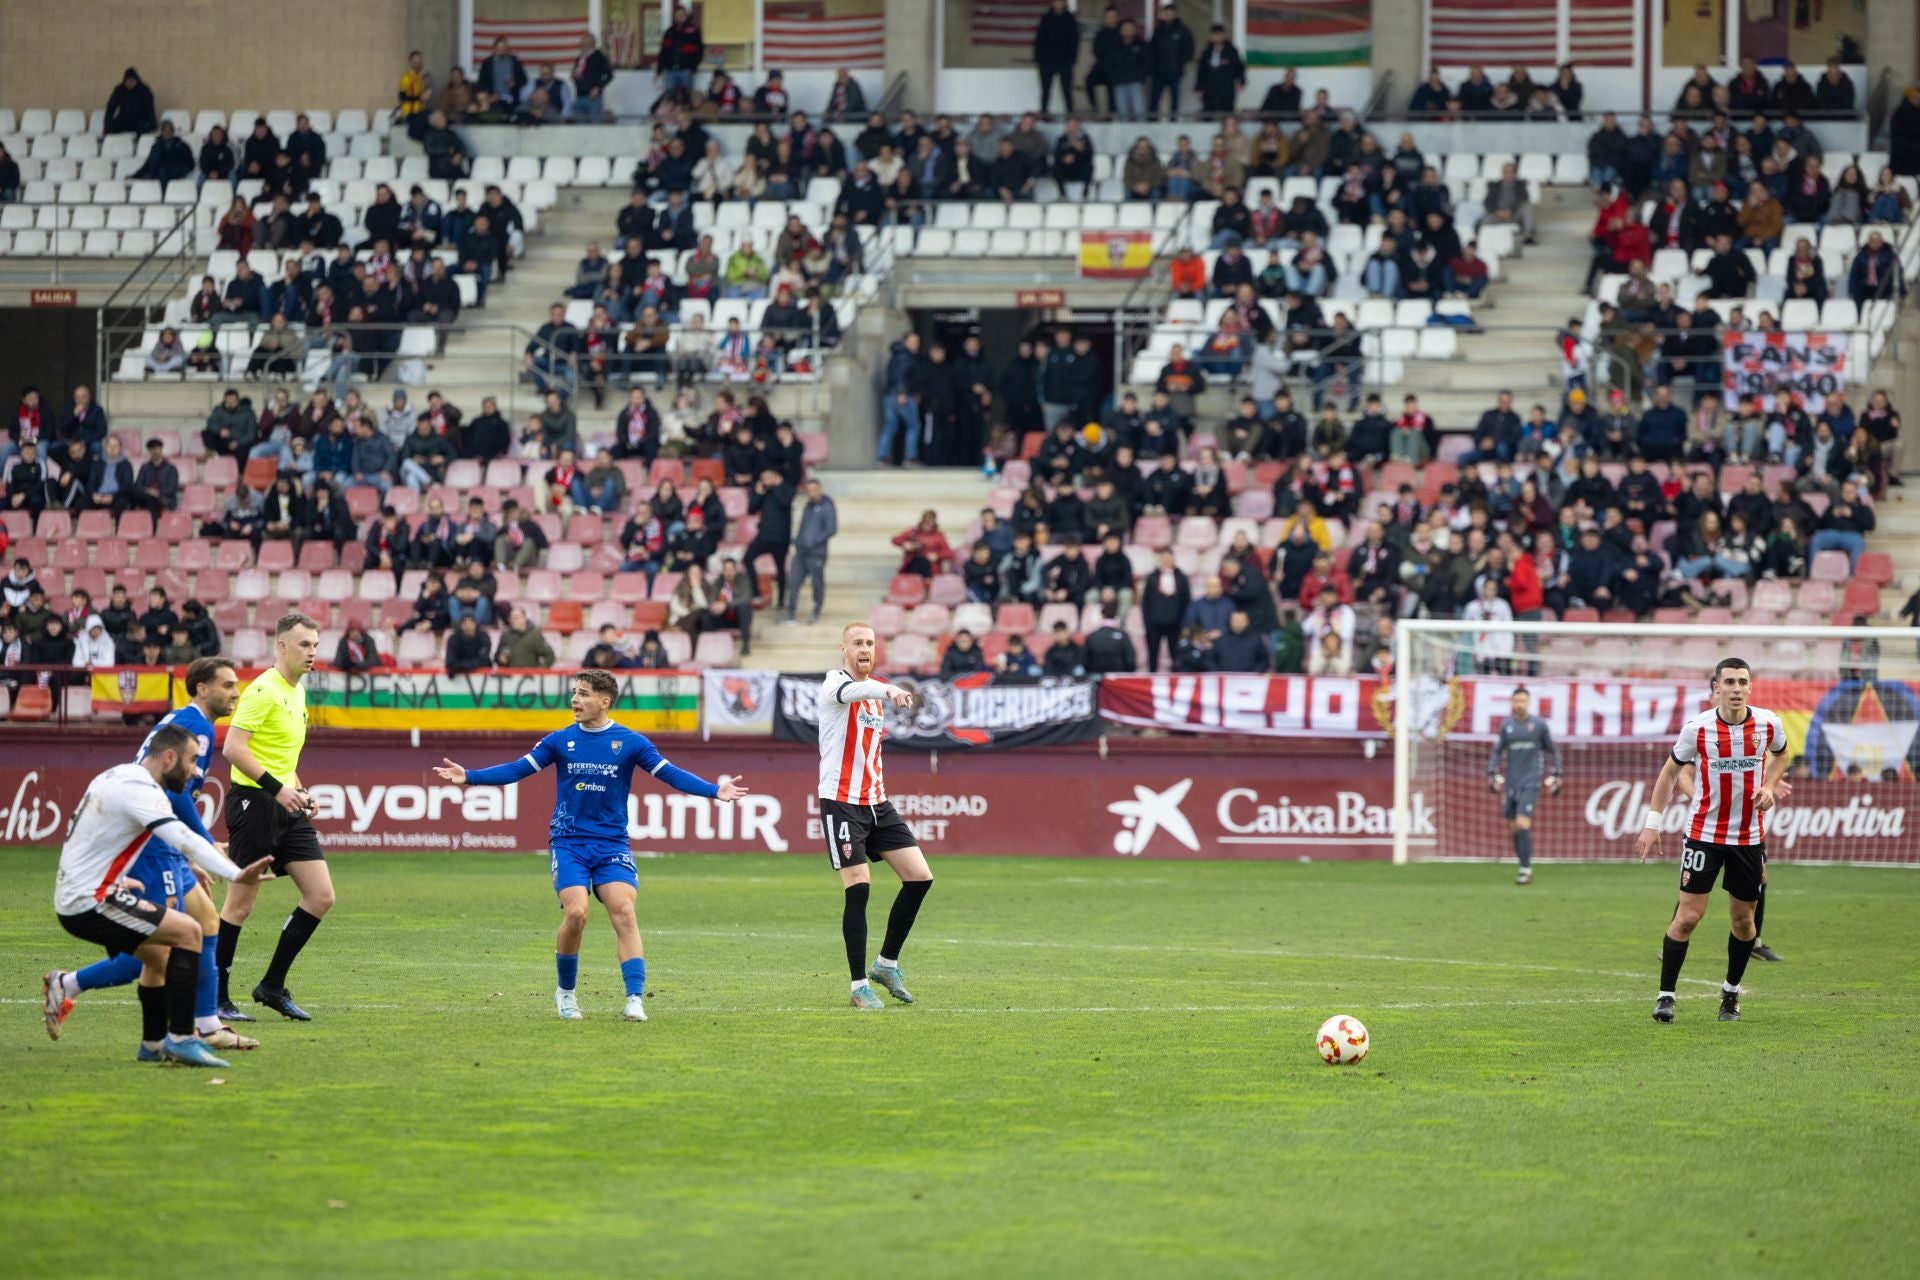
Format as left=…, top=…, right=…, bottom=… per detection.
left=821, top=799, right=918, bottom=869
left=224, top=786, right=325, bottom=875
left=1679, top=837, right=1766, bottom=903
left=58, top=887, right=167, bottom=957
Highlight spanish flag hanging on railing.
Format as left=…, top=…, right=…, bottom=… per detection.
left=89, top=667, right=175, bottom=715
left=1078, top=230, right=1154, bottom=279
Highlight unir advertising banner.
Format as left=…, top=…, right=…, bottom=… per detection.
left=772, top=672, right=1102, bottom=751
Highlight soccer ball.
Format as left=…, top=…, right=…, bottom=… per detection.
left=1316, top=1015, right=1370, bottom=1065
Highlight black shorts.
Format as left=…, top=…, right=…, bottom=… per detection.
left=58, top=888, right=167, bottom=957
left=224, top=786, right=326, bottom=874
left=821, top=799, right=919, bottom=870
left=1679, top=837, right=1766, bottom=902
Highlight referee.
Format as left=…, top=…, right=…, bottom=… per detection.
left=215, top=612, right=332, bottom=1022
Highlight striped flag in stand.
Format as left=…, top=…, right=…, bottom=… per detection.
left=763, top=2, right=884, bottom=69
left=1246, top=2, right=1372, bottom=68
left=1428, top=0, right=1556, bottom=65
left=472, top=16, right=593, bottom=67
left=975, top=0, right=1055, bottom=49
left=1565, top=0, right=1633, bottom=68
left=1078, top=229, right=1154, bottom=279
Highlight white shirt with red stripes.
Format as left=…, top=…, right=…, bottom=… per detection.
left=1671, top=705, right=1789, bottom=847
left=52, top=763, right=229, bottom=916
left=818, top=669, right=889, bottom=805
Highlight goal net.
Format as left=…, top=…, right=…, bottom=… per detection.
left=1392, top=620, right=1920, bottom=866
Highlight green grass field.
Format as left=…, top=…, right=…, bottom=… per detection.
left=2, top=852, right=1917, bottom=1279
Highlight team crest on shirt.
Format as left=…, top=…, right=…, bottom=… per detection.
left=567, top=740, right=576, bottom=751
left=611, top=740, right=621, bottom=753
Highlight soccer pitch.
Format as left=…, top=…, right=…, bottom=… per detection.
left=2, top=853, right=1916, bottom=1279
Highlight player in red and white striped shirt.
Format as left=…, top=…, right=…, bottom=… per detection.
left=1636, top=656, right=1789, bottom=1024
left=818, top=622, right=932, bottom=1010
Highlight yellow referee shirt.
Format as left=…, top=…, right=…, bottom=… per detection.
left=229, top=668, right=308, bottom=788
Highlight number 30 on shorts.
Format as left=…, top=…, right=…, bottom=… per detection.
left=1681, top=846, right=1708, bottom=872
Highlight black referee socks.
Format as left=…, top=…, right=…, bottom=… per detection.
left=842, top=883, right=870, bottom=981
left=880, top=879, right=933, bottom=964
left=262, top=907, right=322, bottom=989
left=215, top=918, right=242, bottom=1003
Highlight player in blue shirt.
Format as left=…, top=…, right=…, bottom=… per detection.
left=434, top=668, right=747, bottom=1022
left=42, top=658, right=260, bottom=1054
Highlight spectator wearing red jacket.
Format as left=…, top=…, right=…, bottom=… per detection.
left=892, top=510, right=954, bottom=579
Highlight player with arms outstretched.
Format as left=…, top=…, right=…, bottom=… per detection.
left=43, top=657, right=258, bottom=1052
left=1637, top=656, right=1788, bottom=1023
left=434, top=669, right=747, bottom=1022
left=820, top=622, right=934, bottom=1010
left=1487, top=687, right=1560, bottom=885
left=47, top=726, right=273, bottom=1067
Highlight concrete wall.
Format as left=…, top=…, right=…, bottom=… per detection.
left=0, top=0, right=407, bottom=113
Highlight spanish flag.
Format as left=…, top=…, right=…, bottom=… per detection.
left=91, top=667, right=174, bottom=715
left=1078, top=230, right=1154, bottom=280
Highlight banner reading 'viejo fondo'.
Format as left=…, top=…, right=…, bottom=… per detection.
left=304, top=669, right=699, bottom=733
left=772, top=672, right=1102, bottom=751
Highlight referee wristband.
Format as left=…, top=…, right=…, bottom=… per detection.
left=255, top=771, right=284, bottom=798
left=1643, top=808, right=1662, bottom=830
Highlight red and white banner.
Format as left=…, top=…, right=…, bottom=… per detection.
left=1100, top=674, right=1391, bottom=737
left=1428, top=0, right=1633, bottom=69
left=763, top=8, right=884, bottom=68
left=1722, top=330, right=1853, bottom=412
left=974, top=0, right=1054, bottom=48
left=471, top=17, right=593, bottom=67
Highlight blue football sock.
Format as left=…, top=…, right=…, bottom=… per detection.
left=556, top=952, right=579, bottom=992
left=195, top=942, right=218, bottom=1020
left=77, top=953, right=142, bottom=992
left=619, top=957, right=646, bottom=999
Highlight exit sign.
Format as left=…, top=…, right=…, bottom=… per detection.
left=30, top=288, right=77, bottom=307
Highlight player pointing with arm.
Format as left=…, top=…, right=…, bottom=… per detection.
left=820, top=622, right=933, bottom=1010
left=48, top=725, right=273, bottom=1067
left=1636, top=656, right=1789, bottom=1024
left=1487, top=687, right=1559, bottom=885
left=434, top=668, right=746, bottom=1022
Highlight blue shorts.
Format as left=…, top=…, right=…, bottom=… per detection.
left=550, top=842, right=638, bottom=894
left=128, top=845, right=194, bottom=910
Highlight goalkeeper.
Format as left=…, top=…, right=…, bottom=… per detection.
left=1487, top=688, right=1559, bottom=885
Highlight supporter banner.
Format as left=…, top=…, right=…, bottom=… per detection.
left=1247, top=2, right=1372, bottom=68
left=302, top=669, right=699, bottom=733
left=88, top=668, right=173, bottom=715
left=763, top=2, right=885, bottom=68
left=771, top=672, right=1101, bottom=751
left=702, top=669, right=779, bottom=735
left=1101, top=674, right=1917, bottom=762
left=1078, top=230, right=1154, bottom=280
left=0, top=737, right=1903, bottom=862
left=1721, top=330, right=1852, bottom=411
left=1101, top=674, right=1393, bottom=737
left=974, top=0, right=1052, bottom=48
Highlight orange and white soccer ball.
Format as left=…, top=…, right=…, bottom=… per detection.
left=1316, top=1015, right=1370, bottom=1065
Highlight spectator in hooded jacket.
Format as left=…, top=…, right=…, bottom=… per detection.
left=104, top=67, right=157, bottom=136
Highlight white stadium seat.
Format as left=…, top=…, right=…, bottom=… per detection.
left=52, top=109, right=86, bottom=136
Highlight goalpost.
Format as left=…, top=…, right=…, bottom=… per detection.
left=1391, top=620, right=1920, bottom=867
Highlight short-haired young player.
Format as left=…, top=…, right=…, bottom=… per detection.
left=218, top=612, right=331, bottom=1022
left=1487, top=687, right=1560, bottom=885
left=1674, top=766, right=1783, bottom=961
left=819, top=622, right=933, bottom=1010
left=47, top=726, right=273, bottom=1067
left=434, top=669, right=746, bottom=1022
left=43, top=658, right=259, bottom=1051
left=1636, top=657, right=1789, bottom=1023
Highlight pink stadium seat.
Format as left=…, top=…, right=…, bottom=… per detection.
left=631, top=601, right=669, bottom=631
left=386, top=487, right=419, bottom=516
left=1782, top=608, right=1821, bottom=627
left=688, top=459, right=724, bottom=490
left=68, top=567, right=107, bottom=600
left=951, top=603, right=993, bottom=635
left=609, top=572, right=650, bottom=604
left=297, top=599, right=334, bottom=629
left=651, top=629, right=689, bottom=666
left=153, top=568, right=191, bottom=600
left=649, top=459, right=685, bottom=487
left=533, top=513, right=563, bottom=543
left=1795, top=580, right=1838, bottom=613
left=95, top=539, right=130, bottom=570
left=315, top=570, right=354, bottom=602
left=380, top=598, right=414, bottom=630
left=274, top=570, right=312, bottom=600
left=50, top=539, right=87, bottom=570
left=1694, top=607, right=1734, bottom=628
left=74, top=511, right=113, bottom=540
left=907, top=603, right=950, bottom=636
left=0, top=512, right=30, bottom=540
left=256, top=541, right=295, bottom=572
left=484, top=459, right=523, bottom=489
left=800, top=432, right=828, bottom=466
left=156, top=511, right=194, bottom=542
left=233, top=570, right=270, bottom=602
left=356, top=574, right=397, bottom=603
left=566, top=515, right=604, bottom=546
left=927, top=574, right=967, bottom=606
left=1857, top=552, right=1894, bottom=587
left=868, top=602, right=906, bottom=637
left=889, top=633, right=935, bottom=672
left=1039, top=603, right=1079, bottom=632
left=1131, top=515, right=1173, bottom=548
left=650, top=572, right=682, bottom=601
left=338, top=542, right=367, bottom=573
left=344, top=486, right=381, bottom=522
left=994, top=602, right=1036, bottom=634
left=1809, top=550, right=1851, bottom=582
left=567, top=571, right=606, bottom=599
left=201, top=456, right=238, bottom=488
left=36, top=511, right=72, bottom=540
left=886, top=574, right=928, bottom=606
left=524, top=570, right=563, bottom=602
left=212, top=540, right=250, bottom=571
left=719, top=487, right=750, bottom=520
left=547, top=600, right=584, bottom=634
left=297, top=541, right=337, bottom=571
left=1233, top=490, right=1275, bottom=520
left=213, top=600, right=251, bottom=634
left=547, top=543, right=586, bottom=573
left=586, top=600, right=626, bottom=631
left=1750, top=580, right=1793, bottom=613
left=444, top=460, right=482, bottom=489
left=586, top=544, right=623, bottom=574
left=397, top=630, right=439, bottom=667
left=1841, top=581, right=1881, bottom=617
left=230, top=630, right=269, bottom=666
left=693, top=631, right=737, bottom=667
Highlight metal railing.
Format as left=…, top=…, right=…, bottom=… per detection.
left=97, top=315, right=846, bottom=413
